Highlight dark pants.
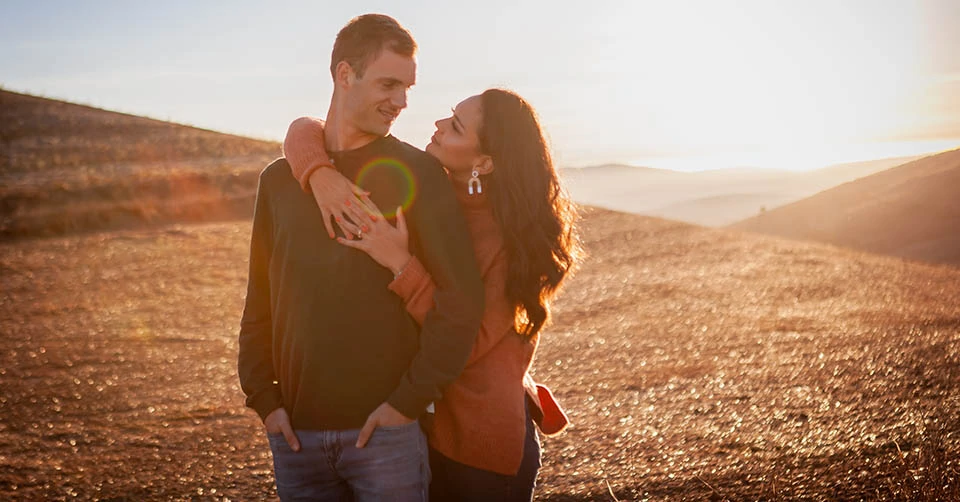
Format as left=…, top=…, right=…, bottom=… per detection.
left=428, top=407, right=541, bottom=502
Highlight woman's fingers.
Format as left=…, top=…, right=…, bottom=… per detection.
left=350, top=183, right=371, bottom=198
left=336, top=236, right=369, bottom=251
left=334, top=210, right=363, bottom=239
left=319, top=208, right=336, bottom=239
left=395, top=206, right=407, bottom=236
left=344, top=199, right=372, bottom=230
left=358, top=193, right=384, bottom=221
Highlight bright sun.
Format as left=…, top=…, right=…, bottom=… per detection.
left=585, top=1, right=940, bottom=169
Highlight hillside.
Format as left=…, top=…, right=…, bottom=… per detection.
left=2, top=90, right=934, bottom=238
left=731, top=148, right=960, bottom=267
left=0, top=90, right=280, bottom=238
left=561, top=156, right=922, bottom=227
left=2, top=208, right=958, bottom=500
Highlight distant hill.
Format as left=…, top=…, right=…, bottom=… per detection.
left=646, top=192, right=799, bottom=227
left=0, top=90, right=281, bottom=238
left=559, top=156, right=925, bottom=226
left=730, top=148, right=960, bottom=267
left=565, top=163, right=678, bottom=176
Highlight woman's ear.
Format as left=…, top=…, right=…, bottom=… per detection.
left=474, top=155, right=495, bottom=176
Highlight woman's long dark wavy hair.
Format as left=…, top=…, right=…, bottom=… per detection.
left=478, top=89, right=581, bottom=339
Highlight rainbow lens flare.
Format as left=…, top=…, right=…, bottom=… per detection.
left=354, top=157, right=418, bottom=218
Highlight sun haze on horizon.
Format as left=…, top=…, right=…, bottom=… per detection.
left=1, top=0, right=958, bottom=171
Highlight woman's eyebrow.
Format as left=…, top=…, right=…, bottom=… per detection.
left=452, top=109, right=465, bottom=130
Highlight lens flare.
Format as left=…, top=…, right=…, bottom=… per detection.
left=354, top=157, right=417, bottom=218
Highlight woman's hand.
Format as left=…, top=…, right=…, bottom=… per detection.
left=307, top=167, right=371, bottom=240
left=336, top=196, right=412, bottom=275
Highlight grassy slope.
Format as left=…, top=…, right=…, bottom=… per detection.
left=731, top=148, right=960, bottom=267
left=1, top=210, right=957, bottom=500
left=1, top=90, right=281, bottom=238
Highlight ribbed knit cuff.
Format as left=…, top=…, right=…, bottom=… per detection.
left=282, top=116, right=334, bottom=193
left=297, top=162, right=334, bottom=193
left=387, top=256, right=427, bottom=302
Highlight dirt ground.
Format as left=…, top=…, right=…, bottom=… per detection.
left=1, top=208, right=959, bottom=501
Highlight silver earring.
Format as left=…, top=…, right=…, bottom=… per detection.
left=468, top=170, right=482, bottom=195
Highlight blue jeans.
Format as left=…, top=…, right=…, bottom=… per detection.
left=267, top=421, right=431, bottom=501
left=427, top=409, right=541, bottom=502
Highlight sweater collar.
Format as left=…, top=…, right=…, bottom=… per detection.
left=328, top=135, right=393, bottom=162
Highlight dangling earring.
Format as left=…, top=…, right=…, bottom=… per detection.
left=468, top=169, right=482, bottom=195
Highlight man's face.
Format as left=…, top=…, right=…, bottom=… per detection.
left=342, top=50, right=416, bottom=137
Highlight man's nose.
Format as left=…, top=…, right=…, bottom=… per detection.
left=391, top=89, right=408, bottom=110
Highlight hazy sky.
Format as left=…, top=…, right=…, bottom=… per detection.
left=2, top=0, right=959, bottom=170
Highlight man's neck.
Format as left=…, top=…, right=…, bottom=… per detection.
left=324, top=100, right=383, bottom=153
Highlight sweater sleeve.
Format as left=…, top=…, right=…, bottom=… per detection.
left=385, top=169, right=485, bottom=419
left=282, top=116, right=333, bottom=193
left=237, top=170, right=284, bottom=421
left=389, top=249, right=517, bottom=366
left=387, top=256, right=434, bottom=324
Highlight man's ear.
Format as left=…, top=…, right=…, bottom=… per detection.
left=473, top=155, right=495, bottom=176
left=334, top=61, right=356, bottom=88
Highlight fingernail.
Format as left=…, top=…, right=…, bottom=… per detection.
left=335, top=216, right=342, bottom=222
left=345, top=200, right=351, bottom=207
left=362, top=225, right=369, bottom=232
left=370, top=215, right=377, bottom=222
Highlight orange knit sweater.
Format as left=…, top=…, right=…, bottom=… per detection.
left=283, top=117, right=567, bottom=475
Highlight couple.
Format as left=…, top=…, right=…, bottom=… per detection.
left=237, top=13, right=579, bottom=501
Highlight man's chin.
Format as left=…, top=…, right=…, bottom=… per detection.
left=364, top=122, right=391, bottom=137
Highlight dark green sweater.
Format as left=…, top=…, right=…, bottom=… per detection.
left=238, top=135, right=484, bottom=430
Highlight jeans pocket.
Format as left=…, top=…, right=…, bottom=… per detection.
left=376, top=420, right=419, bottom=433
left=366, top=420, right=422, bottom=449
left=266, top=431, right=290, bottom=451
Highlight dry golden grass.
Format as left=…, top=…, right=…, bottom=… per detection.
left=1, top=90, right=279, bottom=239
left=732, top=148, right=960, bottom=268
left=1, top=208, right=958, bottom=500
left=2, top=90, right=958, bottom=500
left=0, top=90, right=278, bottom=176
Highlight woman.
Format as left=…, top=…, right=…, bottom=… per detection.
left=283, top=89, right=579, bottom=501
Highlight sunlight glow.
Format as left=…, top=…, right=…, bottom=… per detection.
left=604, top=2, right=930, bottom=162
left=628, top=139, right=960, bottom=172
left=2, top=1, right=957, bottom=169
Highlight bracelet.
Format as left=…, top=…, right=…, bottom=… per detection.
left=394, top=258, right=412, bottom=279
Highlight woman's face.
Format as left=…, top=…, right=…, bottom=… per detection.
left=426, top=95, right=484, bottom=174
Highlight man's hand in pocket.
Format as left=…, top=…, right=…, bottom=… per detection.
left=356, top=402, right=414, bottom=448
left=264, top=408, right=301, bottom=452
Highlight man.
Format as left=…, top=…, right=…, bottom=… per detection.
left=238, top=14, right=484, bottom=501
